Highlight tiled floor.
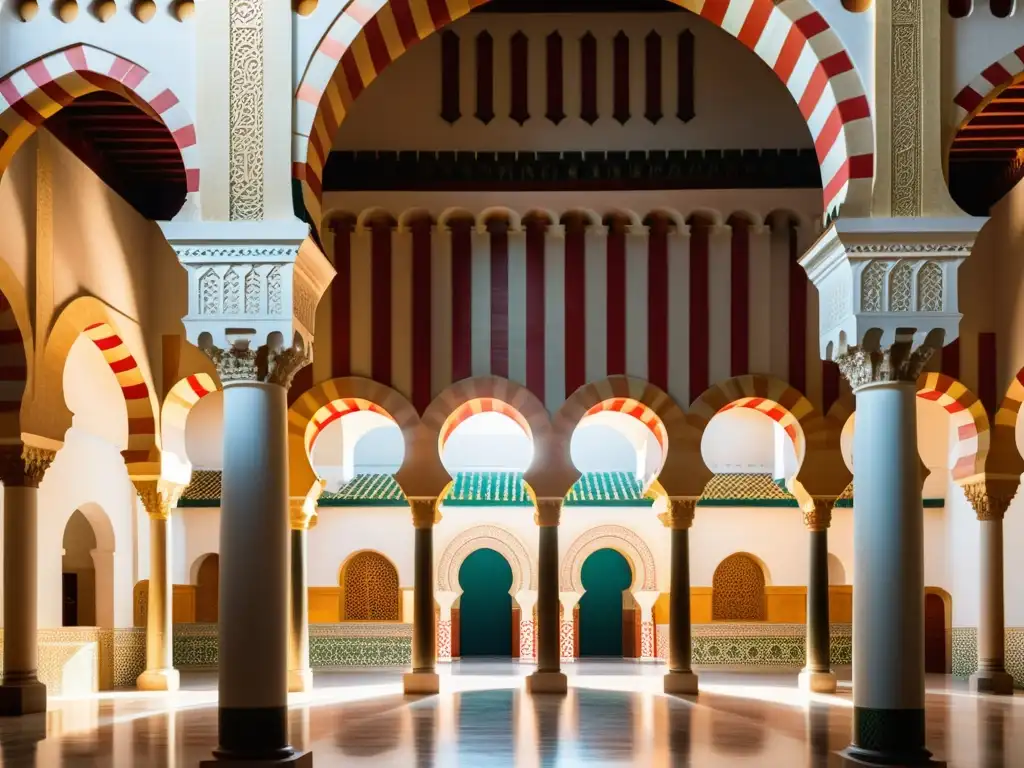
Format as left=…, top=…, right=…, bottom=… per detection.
left=0, top=661, right=1020, bottom=766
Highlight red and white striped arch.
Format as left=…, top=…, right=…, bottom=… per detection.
left=0, top=45, right=199, bottom=216
left=161, top=373, right=220, bottom=476
left=916, top=373, right=991, bottom=482
left=952, top=45, right=1024, bottom=125
left=440, top=396, right=532, bottom=447
left=582, top=398, right=667, bottom=452
left=306, top=397, right=394, bottom=455
left=293, top=0, right=873, bottom=226
left=689, top=375, right=817, bottom=458
left=83, top=323, right=158, bottom=466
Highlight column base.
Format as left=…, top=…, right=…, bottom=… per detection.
left=0, top=679, right=47, bottom=716
left=846, top=707, right=933, bottom=766
left=525, top=671, right=568, bottom=694
left=969, top=669, right=1015, bottom=696
left=137, top=668, right=180, bottom=692
left=403, top=671, right=440, bottom=695
left=201, top=751, right=312, bottom=767
left=840, top=746, right=941, bottom=767
left=663, top=671, right=699, bottom=695
left=798, top=668, right=837, bottom=694
left=287, top=669, right=314, bottom=693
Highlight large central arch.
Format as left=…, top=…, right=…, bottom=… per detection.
left=294, top=0, right=873, bottom=227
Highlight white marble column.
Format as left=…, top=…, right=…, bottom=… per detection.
left=0, top=444, right=56, bottom=716
left=202, top=336, right=310, bottom=765
left=840, top=347, right=932, bottom=764
left=964, top=481, right=1016, bottom=695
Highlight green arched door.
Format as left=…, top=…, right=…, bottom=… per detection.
left=458, top=548, right=513, bottom=656
left=579, top=548, right=632, bottom=657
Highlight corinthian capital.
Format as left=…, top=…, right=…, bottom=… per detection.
left=802, top=498, right=835, bottom=532
left=534, top=498, right=562, bottom=527
left=266, top=336, right=311, bottom=389
left=134, top=480, right=184, bottom=520
left=836, top=340, right=937, bottom=391
left=658, top=497, right=697, bottom=530
left=961, top=480, right=1017, bottom=522
left=0, top=443, right=57, bottom=488
left=410, top=497, right=440, bottom=529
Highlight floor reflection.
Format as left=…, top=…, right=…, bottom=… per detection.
left=0, top=667, right=1020, bottom=766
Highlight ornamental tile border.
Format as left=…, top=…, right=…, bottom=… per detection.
left=951, top=627, right=1024, bottom=689
left=656, top=623, right=852, bottom=667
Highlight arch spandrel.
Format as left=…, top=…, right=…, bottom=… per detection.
left=437, top=525, right=536, bottom=595
left=561, top=525, right=657, bottom=593
left=422, top=376, right=578, bottom=499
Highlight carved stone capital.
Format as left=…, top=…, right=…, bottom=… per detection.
left=267, top=340, right=311, bottom=389
left=0, top=444, right=57, bottom=488
left=836, top=341, right=935, bottom=391
left=202, top=339, right=258, bottom=383
left=962, top=482, right=1015, bottom=522
left=410, top=497, right=440, bottom=529
left=290, top=496, right=319, bottom=530
left=534, top=498, right=562, bottom=527
left=658, top=497, right=697, bottom=530
left=802, top=498, right=835, bottom=532
left=134, top=480, right=184, bottom=520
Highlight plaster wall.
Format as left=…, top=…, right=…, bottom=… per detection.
left=333, top=12, right=813, bottom=153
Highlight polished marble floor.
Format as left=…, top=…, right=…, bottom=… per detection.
left=0, top=661, right=1019, bottom=767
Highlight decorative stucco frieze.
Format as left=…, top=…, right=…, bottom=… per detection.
left=229, top=0, right=264, bottom=221
left=891, top=0, right=922, bottom=216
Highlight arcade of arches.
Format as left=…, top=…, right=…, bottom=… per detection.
left=1, top=2, right=1024, bottom=767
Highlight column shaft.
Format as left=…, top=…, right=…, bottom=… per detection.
left=668, top=528, right=692, bottom=674
left=288, top=528, right=312, bottom=692
left=536, top=524, right=560, bottom=673
left=412, top=526, right=435, bottom=673
left=978, top=519, right=1005, bottom=672
left=138, top=515, right=178, bottom=689
left=215, top=381, right=291, bottom=760
left=807, top=529, right=830, bottom=673
left=850, top=382, right=928, bottom=761
left=0, top=485, right=45, bottom=715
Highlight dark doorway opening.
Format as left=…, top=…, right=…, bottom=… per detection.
left=458, top=548, right=513, bottom=656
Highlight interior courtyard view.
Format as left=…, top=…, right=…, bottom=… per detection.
left=3, top=0, right=1024, bottom=765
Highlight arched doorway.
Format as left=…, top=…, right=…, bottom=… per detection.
left=195, top=554, right=220, bottom=623
left=458, top=548, right=513, bottom=657
left=925, top=591, right=948, bottom=674
left=578, top=548, right=632, bottom=657
left=61, top=506, right=115, bottom=628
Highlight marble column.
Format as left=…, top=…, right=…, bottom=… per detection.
left=0, top=444, right=56, bottom=716
left=404, top=498, right=439, bottom=695
left=662, top=498, right=698, bottom=695
left=287, top=498, right=316, bottom=693
left=839, top=345, right=933, bottom=765
left=526, top=499, right=567, bottom=694
left=798, top=498, right=837, bottom=693
left=202, top=337, right=310, bottom=766
left=135, top=482, right=182, bottom=691
left=964, top=482, right=1015, bottom=695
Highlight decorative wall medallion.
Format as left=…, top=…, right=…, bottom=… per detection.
left=229, top=0, right=264, bottom=220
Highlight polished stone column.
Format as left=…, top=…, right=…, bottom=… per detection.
left=662, top=498, right=698, bottom=695
left=202, top=338, right=310, bottom=766
left=135, top=481, right=183, bottom=691
left=839, top=345, right=933, bottom=765
left=287, top=498, right=316, bottom=693
left=0, top=444, right=56, bottom=716
left=526, top=499, right=567, bottom=693
left=964, top=482, right=1015, bottom=695
left=799, top=498, right=837, bottom=693
left=404, top=498, right=439, bottom=695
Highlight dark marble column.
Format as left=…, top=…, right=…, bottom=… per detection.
left=663, top=498, right=698, bottom=695
left=404, top=498, right=439, bottom=694
left=527, top=499, right=567, bottom=693
left=799, top=500, right=836, bottom=693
